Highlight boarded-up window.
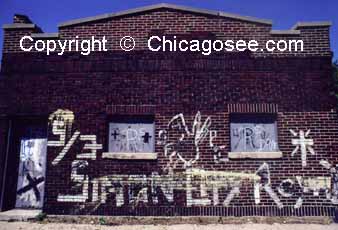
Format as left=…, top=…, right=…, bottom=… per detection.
left=108, top=116, right=155, bottom=153
left=230, top=114, right=278, bottom=152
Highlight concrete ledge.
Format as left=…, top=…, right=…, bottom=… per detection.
left=292, top=21, right=332, bottom=30
left=3, top=23, right=36, bottom=29
left=0, top=209, right=41, bottom=221
left=102, top=152, right=158, bottom=160
left=229, top=151, right=283, bottom=159
left=59, top=3, right=272, bottom=27
left=270, top=30, right=300, bottom=35
left=43, top=215, right=333, bottom=225
left=31, top=33, right=59, bottom=38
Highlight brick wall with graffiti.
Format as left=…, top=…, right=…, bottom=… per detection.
left=41, top=106, right=338, bottom=216
left=0, top=8, right=337, bottom=216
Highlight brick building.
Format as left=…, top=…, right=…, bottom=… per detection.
left=0, top=3, right=337, bottom=217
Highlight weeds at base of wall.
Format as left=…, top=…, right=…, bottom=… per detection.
left=35, top=212, right=47, bottom=222
left=98, top=217, right=107, bottom=225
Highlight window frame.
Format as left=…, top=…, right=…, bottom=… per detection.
left=103, top=114, right=157, bottom=160
left=228, top=113, right=282, bottom=159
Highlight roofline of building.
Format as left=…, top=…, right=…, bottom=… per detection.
left=270, top=30, right=301, bottom=35
left=2, top=23, right=36, bottom=29
left=2, top=5, right=332, bottom=35
left=31, top=33, right=59, bottom=38
left=291, top=21, right=332, bottom=30
left=58, top=3, right=273, bottom=27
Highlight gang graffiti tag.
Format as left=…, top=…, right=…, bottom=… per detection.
left=47, top=109, right=337, bottom=209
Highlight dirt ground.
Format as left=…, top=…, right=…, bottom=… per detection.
left=0, top=222, right=337, bottom=230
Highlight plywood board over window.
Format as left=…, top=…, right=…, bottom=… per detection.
left=229, top=113, right=282, bottom=159
left=102, top=115, right=157, bottom=160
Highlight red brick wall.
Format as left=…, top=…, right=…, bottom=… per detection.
left=0, top=118, right=8, bottom=209
left=0, top=76, right=8, bottom=208
left=0, top=8, right=337, bottom=216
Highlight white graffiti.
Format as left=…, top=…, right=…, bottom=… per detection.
left=209, top=130, right=228, bottom=163
left=232, top=125, right=277, bottom=152
left=186, top=167, right=261, bottom=206
left=275, top=160, right=336, bottom=209
left=47, top=110, right=338, bottom=210
left=277, top=179, right=295, bottom=198
left=296, top=176, right=331, bottom=197
left=254, top=163, right=283, bottom=208
left=294, top=174, right=332, bottom=208
left=109, top=123, right=154, bottom=153
left=63, top=162, right=286, bottom=208
left=167, top=111, right=211, bottom=167
left=159, top=111, right=227, bottom=168
left=290, top=129, right=315, bottom=167
left=123, top=127, right=140, bottom=152
left=48, top=109, right=102, bottom=165
left=51, top=131, right=80, bottom=165
left=57, top=160, right=89, bottom=202
left=320, top=160, right=338, bottom=204
left=78, top=135, right=102, bottom=160
left=47, top=109, right=74, bottom=147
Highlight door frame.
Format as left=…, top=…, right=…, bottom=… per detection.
left=0, top=118, right=11, bottom=211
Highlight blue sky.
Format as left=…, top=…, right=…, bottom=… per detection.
left=0, top=0, right=337, bottom=61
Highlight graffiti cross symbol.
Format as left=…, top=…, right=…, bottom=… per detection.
left=111, top=130, right=120, bottom=140
left=142, top=132, right=152, bottom=143
left=290, top=129, right=315, bottom=167
left=17, top=173, right=45, bottom=201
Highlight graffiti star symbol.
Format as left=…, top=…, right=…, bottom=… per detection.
left=290, top=129, right=315, bottom=167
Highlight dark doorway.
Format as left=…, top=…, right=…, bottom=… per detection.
left=0, top=117, right=47, bottom=211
